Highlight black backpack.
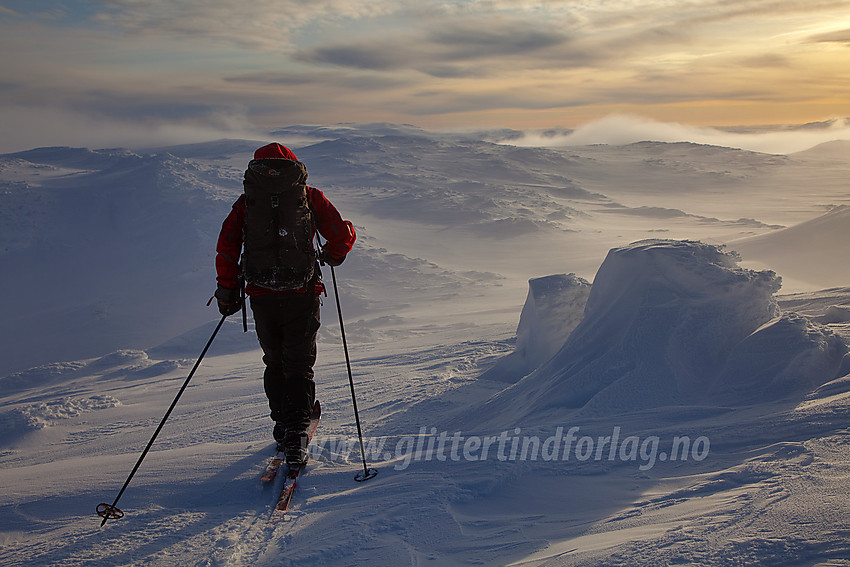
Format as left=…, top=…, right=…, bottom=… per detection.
left=241, top=158, right=317, bottom=290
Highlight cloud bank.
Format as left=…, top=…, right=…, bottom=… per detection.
left=513, top=114, right=850, bottom=155
left=0, top=105, right=266, bottom=153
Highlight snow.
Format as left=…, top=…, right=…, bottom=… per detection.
left=2, top=125, right=850, bottom=566
left=477, top=240, right=847, bottom=425
left=481, top=273, right=591, bottom=384
left=732, top=205, right=850, bottom=289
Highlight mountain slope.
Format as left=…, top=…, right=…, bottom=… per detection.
left=734, top=205, right=850, bottom=289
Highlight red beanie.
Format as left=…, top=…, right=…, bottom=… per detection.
left=254, top=142, right=298, bottom=161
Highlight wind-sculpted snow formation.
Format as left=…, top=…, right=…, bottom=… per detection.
left=480, top=273, right=591, bottom=383
left=483, top=239, right=849, bottom=420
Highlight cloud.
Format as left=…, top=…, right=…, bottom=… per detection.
left=2, top=0, right=849, bottom=144
left=430, top=24, right=569, bottom=60
left=512, top=114, right=850, bottom=154
left=223, top=69, right=413, bottom=90
left=807, top=28, right=850, bottom=44
left=299, top=43, right=411, bottom=71
left=295, top=18, right=590, bottom=78
left=289, top=0, right=847, bottom=84
left=735, top=54, right=791, bottom=68
left=606, top=0, right=850, bottom=31
left=402, top=89, right=591, bottom=116
left=87, top=0, right=403, bottom=49
left=223, top=72, right=322, bottom=86
left=0, top=104, right=266, bottom=153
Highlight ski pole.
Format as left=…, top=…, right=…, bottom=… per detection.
left=96, top=314, right=227, bottom=525
left=329, top=265, right=378, bottom=482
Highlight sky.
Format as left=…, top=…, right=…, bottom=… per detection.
left=1, top=0, right=849, bottom=152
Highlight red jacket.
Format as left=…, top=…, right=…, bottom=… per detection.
left=215, top=187, right=356, bottom=296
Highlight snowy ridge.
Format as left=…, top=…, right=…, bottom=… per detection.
left=296, top=134, right=602, bottom=233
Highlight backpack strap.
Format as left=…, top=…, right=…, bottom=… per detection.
left=240, top=274, right=247, bottom=332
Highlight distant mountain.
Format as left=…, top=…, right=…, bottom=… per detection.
left=296, top=134, right=606, bottom=228
left=791, top=140, right=850, bottom=161
left=2, top=125, right=847, bottom=375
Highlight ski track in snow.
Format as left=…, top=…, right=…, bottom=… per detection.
left=2, top=127, right=850, bottom=566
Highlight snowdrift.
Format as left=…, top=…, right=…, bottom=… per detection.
left=734, top=205, right=850, bottom=288
left=480, top=273, right=590, bottom=383
left=481, top=240, right=848, bottom=421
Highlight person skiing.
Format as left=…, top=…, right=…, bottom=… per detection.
left=214, top=142, right=356, bottom=465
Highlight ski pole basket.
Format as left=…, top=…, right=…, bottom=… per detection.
left=355, top=468, right=378, bottom=482
left=96, top=503, right=124, bottom=520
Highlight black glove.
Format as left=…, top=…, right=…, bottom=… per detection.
left=214, top=285, right=242, bottom=316
left=320, top=249, right=345, bottom=267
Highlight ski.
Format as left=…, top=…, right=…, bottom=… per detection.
left=269, top=400, right=321, bottom=523
left=260, top=450, right=285, bottom=483
left=271, top=464, right=305, bottom=520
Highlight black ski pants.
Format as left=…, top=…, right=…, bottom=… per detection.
left=250, top=292, right=320, bottom=432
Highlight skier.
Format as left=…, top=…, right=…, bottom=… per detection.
left=214, top=142, right=356, bottom=465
